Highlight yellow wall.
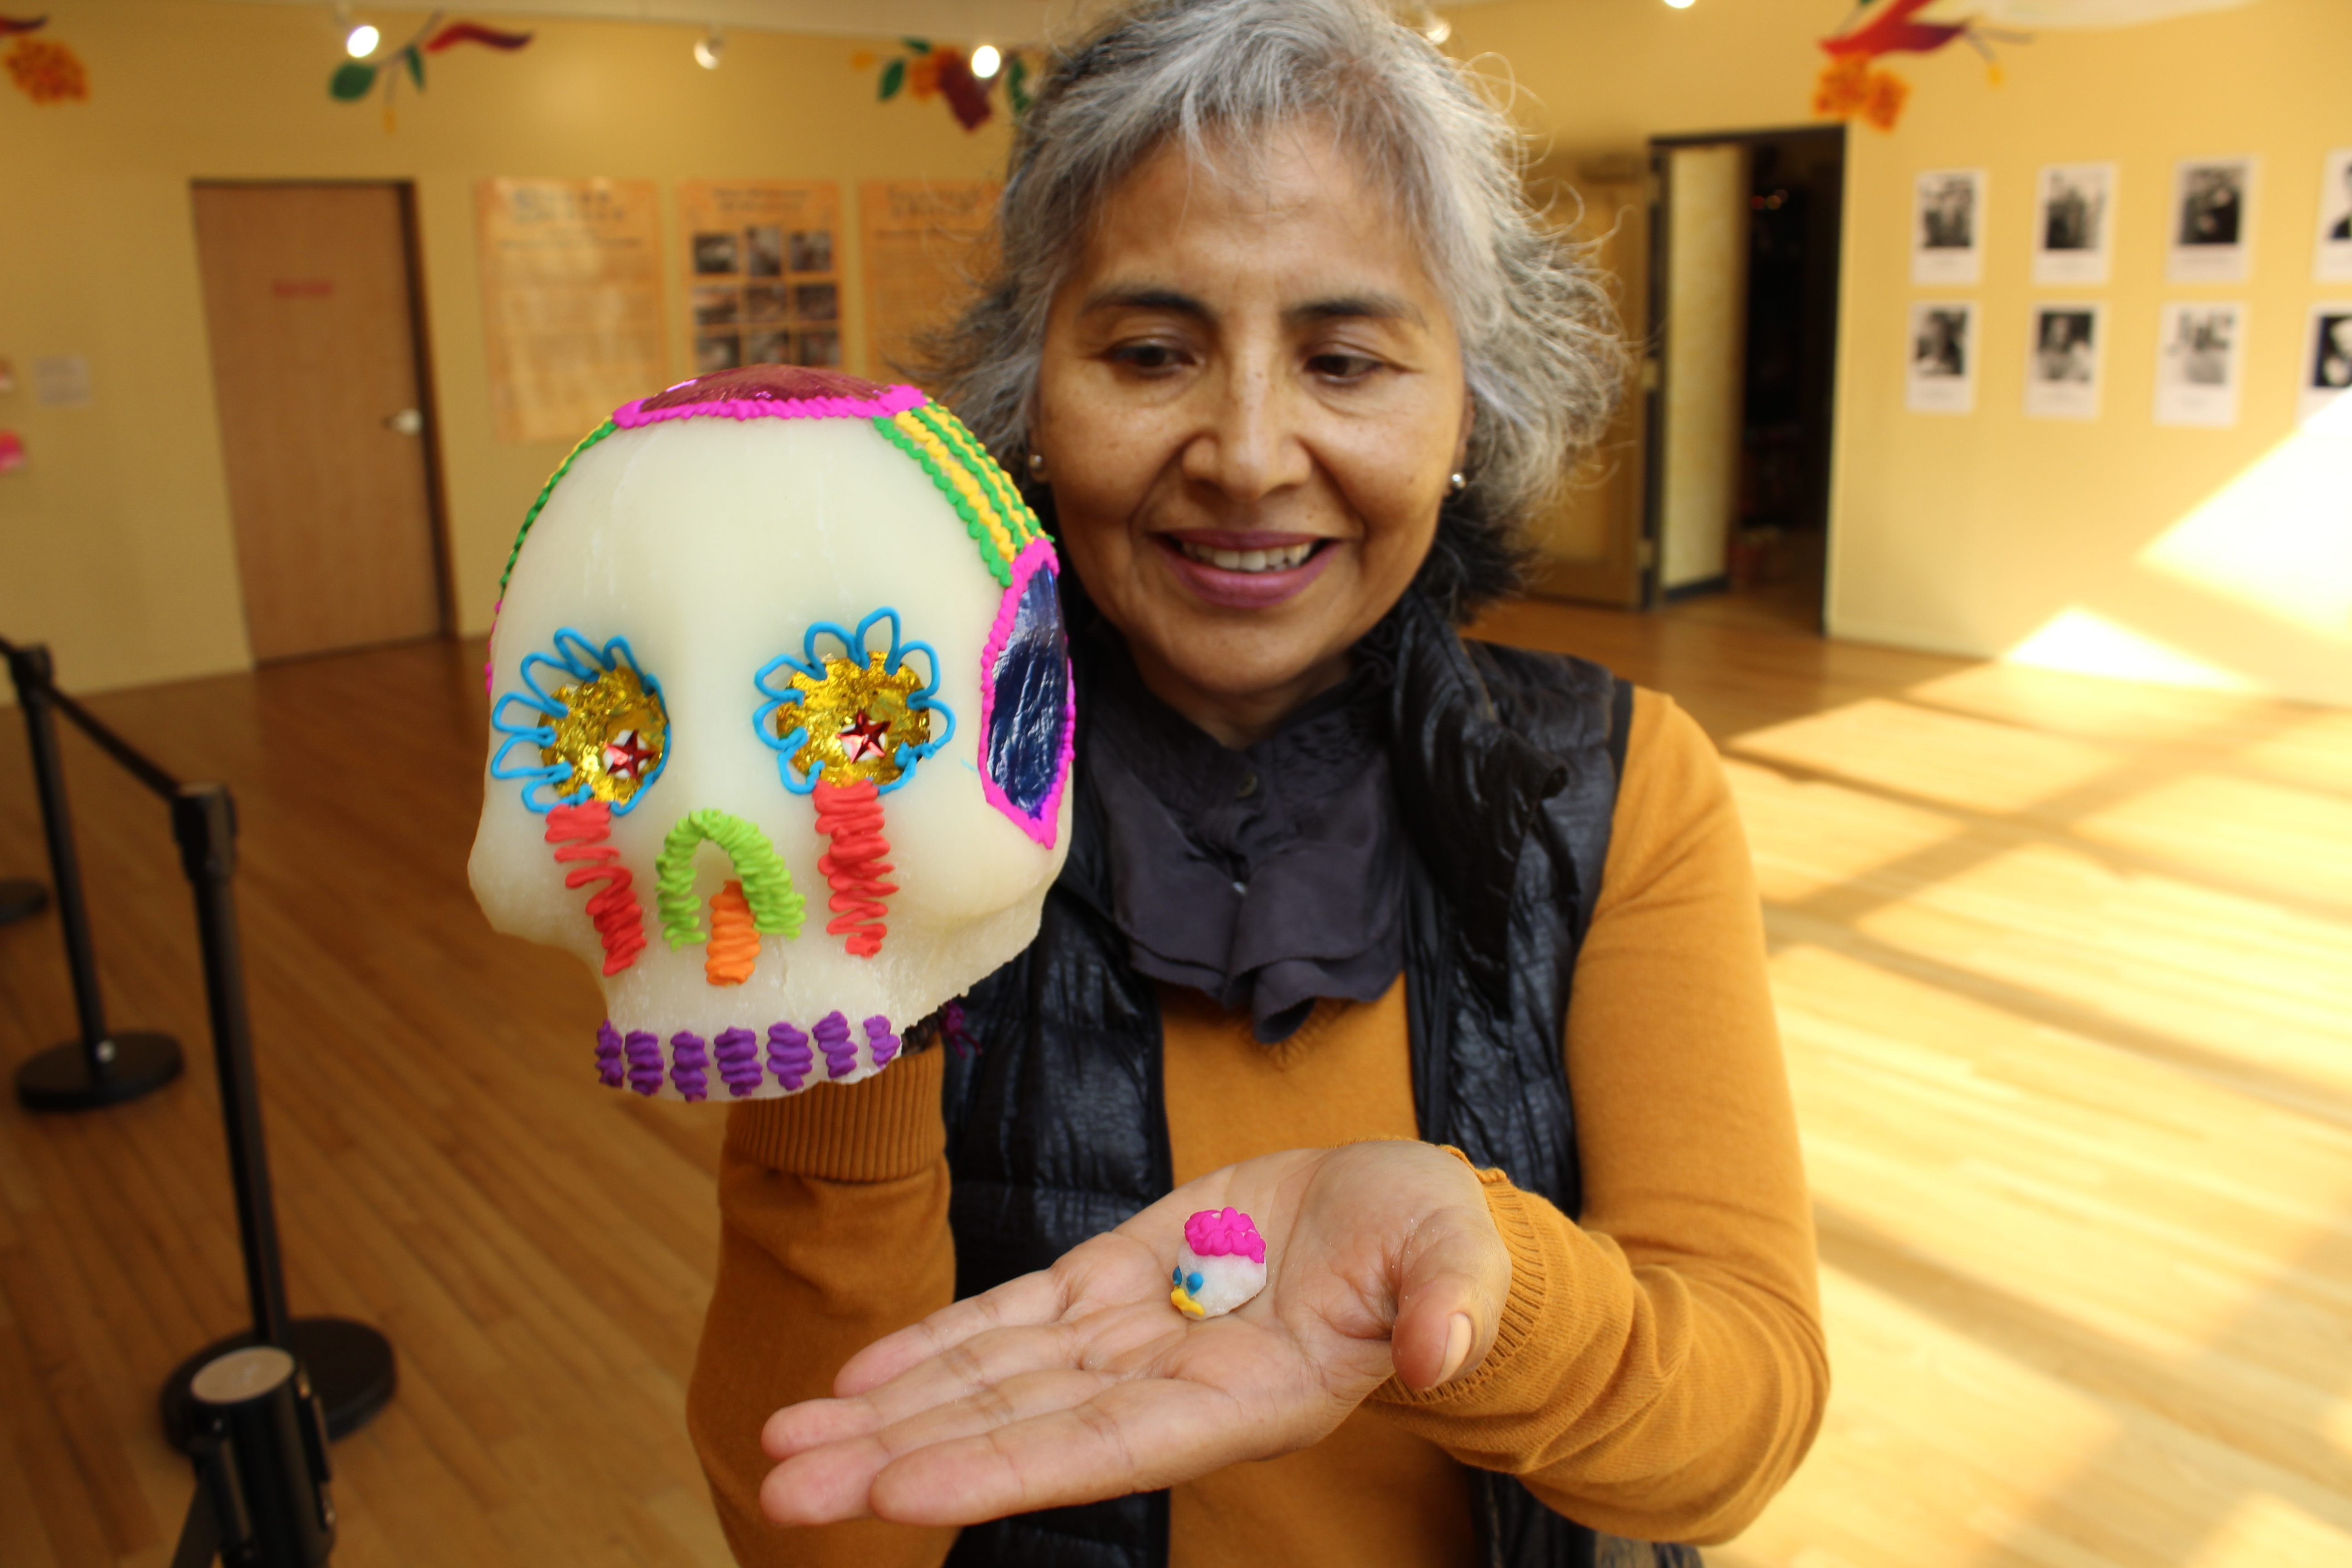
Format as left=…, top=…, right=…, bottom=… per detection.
left=0, top=1, right=1008, bottom=694
left=1450, top=0, right=2352, bottom=708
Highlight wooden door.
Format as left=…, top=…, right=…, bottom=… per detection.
left=1520, top=158, right=1651, bottom=608
left=1654, top=143, right=1751, bottom=598
left=192, top=184, right=443, bottom=662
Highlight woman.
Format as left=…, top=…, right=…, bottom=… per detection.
left=687, top=3, right=1825, bottom=1564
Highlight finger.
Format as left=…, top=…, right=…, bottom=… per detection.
left=1387, top=1196, right=1510, bottom=1393
left=867, top=1379, right=1265, bottom=1525
left=760, top=1433, right=885, bottom=1524
left=833, top=1268, right=1071, bottom=1396
left=763, top=1395, right=880, bottom=1461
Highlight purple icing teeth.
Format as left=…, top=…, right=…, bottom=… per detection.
left=767, top=1022, right=811, bottom=1092
left=625, top=1029, right=663, bottom=1097
left=715, top=1027, right=761, bottom=1098
left=669, top=1031, right=709, bottom=1102
left=813, top=1010, right=857, bottom=1079
left=864, top=1015, right=901, bottom=1068
left=596, top=1021, right=625, bottom=1088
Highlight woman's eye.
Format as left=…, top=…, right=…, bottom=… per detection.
left=1110, top=341, right=1189, bottom=372
left=1307, top=350, right=1384, bottom=382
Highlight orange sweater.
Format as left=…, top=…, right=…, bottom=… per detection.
left=686, top=688, right=1826, bottom=1564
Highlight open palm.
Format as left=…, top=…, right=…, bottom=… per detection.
left=760, top=1140, right=1509, bottom=1527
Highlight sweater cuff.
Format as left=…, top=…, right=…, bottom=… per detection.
left=721, top=1048, right=946, bottom=1182
left=1376, top=1164, right=1562, bottom=1411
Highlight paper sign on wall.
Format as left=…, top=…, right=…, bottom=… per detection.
left=475, top=178, right=666, bottom=444
left=859, top=179, right=1000, bottom=383
left=679, top=180, right=844, bottom=376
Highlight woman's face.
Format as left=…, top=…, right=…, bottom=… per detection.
left=1031, top=128, right=1470, bottom=746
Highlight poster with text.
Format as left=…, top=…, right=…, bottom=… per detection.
left=1907, top=301, right=1976, bottom=415
left=2032, top=162, right=2116, bottom=287
left=2168, top=156, right=2258, bottom=284
left=2302, top=303, right=2352, bottom=424
left=860, top=179, right=1000, bottom=382
left=679, top=180, right=844, bottom=375
left=2314, top=149, right=2352, bottom=284
left=475, top=178, right=666, bottom=444
left=2024, top=303, right=2104, bottom=420
left=2154, top=301, right=2246, bottom=427
left=1912, top=168, right=1985, bottom=285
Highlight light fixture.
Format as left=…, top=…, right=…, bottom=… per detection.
left=693, top=26, right=725, bottom=69
left=970, top=42, right=1002, bottom=79
left=344, top=22, right=379, bottom=56
left=1664, top=0, right=1695, bottom=9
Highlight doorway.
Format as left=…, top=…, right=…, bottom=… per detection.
left=1645, top=126, right=1846, bottom=633
left=191, top=183, right=448, bottom=662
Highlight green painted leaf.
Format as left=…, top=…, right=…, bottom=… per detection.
left=879, top=58, right=904, bottom=100
left=902, top=37, right=930, bottom=54
left=1007, top=55, right=1030, bottom=115
left=403, top=45, right=424, bottom=88
left=329, top=61, right=378, bottom=100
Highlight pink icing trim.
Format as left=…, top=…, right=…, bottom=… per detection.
left=978, top=537, right=1076, bottom=850
left=611, top=385, right=927, bottom=428
left=1184, top=1207, right=1265, bottom=1264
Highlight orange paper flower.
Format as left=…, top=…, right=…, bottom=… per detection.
left=6, top=36, right=87, bottom=103
left=1862, top=69, right=1911, bottom=131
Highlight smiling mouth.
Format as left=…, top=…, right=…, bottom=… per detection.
left=1172, top=539, right=1321, bottom=573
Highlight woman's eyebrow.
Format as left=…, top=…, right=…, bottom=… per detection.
left=1081, top=285, right=1210, bottom=319
left=1287, top=293, right=1426, bottom=328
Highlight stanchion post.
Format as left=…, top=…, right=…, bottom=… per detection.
left=5, top=640, right=182, bottom=1110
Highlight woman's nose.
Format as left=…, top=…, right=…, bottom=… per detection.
left=1181, top=356, right=1313, bottom=505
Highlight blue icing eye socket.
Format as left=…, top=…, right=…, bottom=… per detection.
left=1186, top=1272, right=1205, bottom=1295
left=980, top=549, right=1073, bottom=845
left=1173, top=1266, right=1183, bottom=1285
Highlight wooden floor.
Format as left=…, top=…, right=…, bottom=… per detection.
left=5, top=604, right=2350, bottom=1566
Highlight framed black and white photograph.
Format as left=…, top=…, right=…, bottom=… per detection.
left=1913, top=168, right=1986, bottom=285
left=2168, top=157, right=2257, bottom=284
left=2303, top=304, right=2352, bottom=423
left=2314, top=148, right=2352, bottom=284
left=1907, top=301, right=1976, bottom=414
left=2154, top=302, right=2246, bottom=426
left=2033, top=162, right=2116, bottom=286
left=691, top=230, right=740, bottom=276
left=2024, top=304, right=2104, bottom=420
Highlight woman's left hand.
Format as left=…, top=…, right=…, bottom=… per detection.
left=758, top=1140, right=1511, bottom=1527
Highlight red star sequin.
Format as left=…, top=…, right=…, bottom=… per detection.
left=838, top=710, right=892, bottom=762
left=603, top=728, right=657, bottom=780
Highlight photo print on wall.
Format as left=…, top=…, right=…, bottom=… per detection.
left=2315, top=148, right=2352, bottom=284
left=2169, top=157, right=2258, bottom=284
left=1913, top=168, right=1986, bottom=285
left=1907, top=301, right=1977, bottom=415
left=2024, top=304, right=2104, bottom=421
left=2302, top=303, right=2352, bottom=424
left=2033, top=162, right=2116, bottom=287
left=2154, top=301, right=2247, bottom=427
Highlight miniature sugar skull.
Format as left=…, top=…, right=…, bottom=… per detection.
left=469, top=367, right=1074, bottom=1100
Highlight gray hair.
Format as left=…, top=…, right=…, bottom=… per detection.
left=915, top=0, right=1627, bottom=619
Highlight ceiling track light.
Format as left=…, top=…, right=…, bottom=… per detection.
left=970, top=42, right=1001, bottom=79
left=694, top=25, right=725, bottom=69
left=345, top=21, right=379, bottom=57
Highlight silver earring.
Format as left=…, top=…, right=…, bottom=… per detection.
left=1027, top=451, right=1048, bottom=481
left=1448, top=470, right=1467, bottom=496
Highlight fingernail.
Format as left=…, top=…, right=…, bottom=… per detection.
left=1437, top=1312, right=1474, bottom=1384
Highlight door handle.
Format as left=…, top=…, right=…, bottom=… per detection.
left=384, top=409, right=423, bottom=436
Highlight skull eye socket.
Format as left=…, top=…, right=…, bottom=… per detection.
left=753, top=608, right=954, bottom=794
left=491, top=629, right=671, bottom=814
left=979, top=541, right=1074, bottom=847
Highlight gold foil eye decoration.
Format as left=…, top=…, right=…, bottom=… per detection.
left=539, top=663, right=670, bottom=807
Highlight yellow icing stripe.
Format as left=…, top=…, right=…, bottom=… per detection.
left=890, top=411, right=1019, bottom=568
left=913, top=404, right=1043, bottom=549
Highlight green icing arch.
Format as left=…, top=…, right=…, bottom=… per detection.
left=655, top=809, right=805, bottom=948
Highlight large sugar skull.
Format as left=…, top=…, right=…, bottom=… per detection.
left=469, top=367, right=1073, bottom=1100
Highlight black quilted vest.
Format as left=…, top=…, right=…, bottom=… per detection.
left=942, top=591, right=1689, bottom=1568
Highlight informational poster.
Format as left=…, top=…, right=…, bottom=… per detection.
left=2024, top=303, right=2103, bottom=421
left=859, top=179, right=1000, bottom=382
left=1906, top=301, right=1976, bottom=415
left=2314, top=148, right=2352, bottom=284
left=2301, top=303, right=2352, bottom=424
left=2167, top=156, right=2258, bottom=284
left=475, top=178, right=666, bottom=444
left=1911, top=168, right=1984, bottom=286
left=2032, top=162, right=2116, bottom=287
left=679, top=179, right=844, bottom=374
left=2154, top=301, right=2246, bottom=427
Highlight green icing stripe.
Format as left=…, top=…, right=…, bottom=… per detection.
left=498, top=421, right=619, bottom=599
left=911, top=404, right=1044, bottom=550
left=872, top=414, right=1015, bottom=588
left=655, top=809, right=805, bottom=948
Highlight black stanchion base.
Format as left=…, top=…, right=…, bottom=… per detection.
left=0, top=879, right=46, bottom=926
left=162, top=1316, right=397, bottom=1452
left=15, top=1031, right=183, bottom=1111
